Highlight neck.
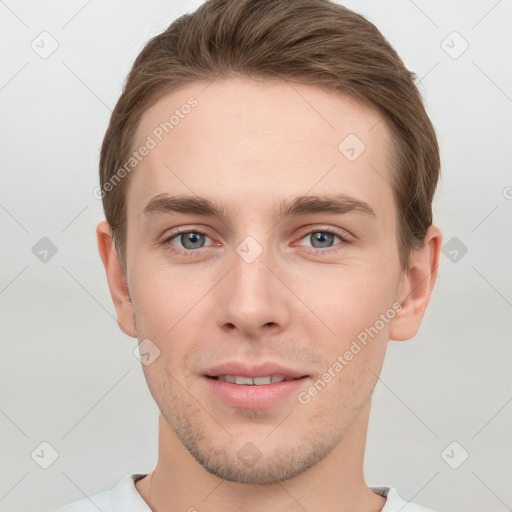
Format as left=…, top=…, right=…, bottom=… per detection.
left=136, top=401, right=385, bottom=512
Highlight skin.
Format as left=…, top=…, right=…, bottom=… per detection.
left=97, top=77, right=442, bottom=512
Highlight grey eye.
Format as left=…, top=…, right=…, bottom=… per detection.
left=179, top=232, right=206, bottom=250
left=309, top=232, right=336, bottom=249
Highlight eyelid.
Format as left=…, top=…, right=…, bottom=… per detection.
left=294, top=224, right=353, bottom=243
left=292, top=227, right=350, bottom=255
left=160, top=224, right=353, bottom=255
left=161, top=225, right=217, bottom=245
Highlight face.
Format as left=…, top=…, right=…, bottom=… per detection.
left=123, top=77, right=406, bottom=484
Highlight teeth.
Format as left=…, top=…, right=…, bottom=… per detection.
left=235, top=376, right=253, bottom=385
left=216, top=375, right=288, bottom=385
left=253, top=376, right=272, bottom=385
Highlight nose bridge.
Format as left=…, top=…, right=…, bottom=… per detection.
left=217, top=234, right=289, bottom=335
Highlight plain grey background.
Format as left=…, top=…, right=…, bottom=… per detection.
left=1, top=1, right=511, bottom=511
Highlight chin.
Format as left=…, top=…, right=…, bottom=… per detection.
left=184, top=437, right=334, bottom=486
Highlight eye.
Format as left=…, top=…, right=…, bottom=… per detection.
left=160, top=226, right=351, bottom=258
left=161, top=228, right=216, bottom=255
left=296, top=228, right=349, bottom=253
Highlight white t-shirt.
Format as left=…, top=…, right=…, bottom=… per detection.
left=53, top=473, right=436, bottom=511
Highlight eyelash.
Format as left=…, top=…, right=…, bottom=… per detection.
left=160, top=226, right=351, bottom=257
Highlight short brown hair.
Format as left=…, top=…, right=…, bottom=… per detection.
left=99, top=0, right=440, bottom=271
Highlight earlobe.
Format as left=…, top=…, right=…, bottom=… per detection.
left=389, top=225, right=442, bottom=341
left=96, top=221, right=137, bottom=338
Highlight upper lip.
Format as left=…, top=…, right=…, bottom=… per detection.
left=204, top=361, right=308, bottom=379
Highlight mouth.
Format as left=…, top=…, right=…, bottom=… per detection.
left=206, top=374, right=304, bottom=385
left=202, top=364, right=311, bottom=409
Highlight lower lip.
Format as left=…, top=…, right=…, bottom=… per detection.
left=203, top=376, right=310, bottom=410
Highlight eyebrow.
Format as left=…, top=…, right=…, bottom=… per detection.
left=275, top=193, right=376, bottom=221
left=142, top=192, right=376, bottom=223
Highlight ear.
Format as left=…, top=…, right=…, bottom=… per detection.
left=389, top=224, right=442, bottom=341
left=96, top=221, right=136, bottom=338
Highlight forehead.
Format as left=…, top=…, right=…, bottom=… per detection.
left=128, top=77, right=395, bottom=224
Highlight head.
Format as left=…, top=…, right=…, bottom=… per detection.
left=97, top=0, right=441, bottom=486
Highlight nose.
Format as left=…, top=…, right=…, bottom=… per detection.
left=216, top=240, right=291, bottom=339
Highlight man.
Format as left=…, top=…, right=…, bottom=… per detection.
left=55, top=0, right=442, bottom=510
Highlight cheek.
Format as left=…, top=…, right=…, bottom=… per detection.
left=294, top=264, right=398, bottom=342
left=130, top=262, right=207, bottom=334
left=307, top=316, right=388, bottom=412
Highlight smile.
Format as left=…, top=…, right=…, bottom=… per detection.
left=212, top=375, right=298, bottom=385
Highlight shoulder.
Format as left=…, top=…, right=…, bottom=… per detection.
left=52, top=474, right=149, bottom=512
left=53, top=488, right=113, bottom=512
left=371, top=486, right=437, bottom=512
